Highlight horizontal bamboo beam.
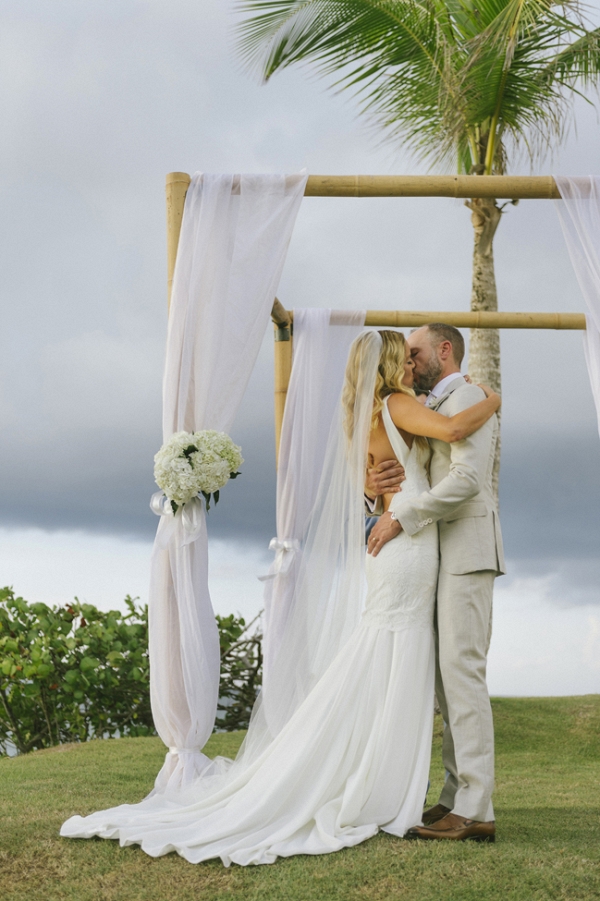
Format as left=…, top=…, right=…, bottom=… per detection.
left=304, top=175, right=561, bottom=199
left=285, top=310, right=586, bottom=330
left=365, top=310, right=585, bottom=329
left=167, top=172, right=565, bottom=203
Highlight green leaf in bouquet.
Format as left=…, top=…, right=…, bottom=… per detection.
left=214, top=490, right=220, bottom=505
left=229, top=471, right=241, bottom=479
left=202, top=491, right=211, bottom=512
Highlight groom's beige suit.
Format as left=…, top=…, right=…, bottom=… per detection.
left=389, top=375, right=505, bottom=823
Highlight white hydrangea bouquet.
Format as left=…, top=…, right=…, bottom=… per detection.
left=154, top=430, right=243, bottom=514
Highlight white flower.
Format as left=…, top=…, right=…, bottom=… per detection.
left=154, top=430, right=244, bottom=509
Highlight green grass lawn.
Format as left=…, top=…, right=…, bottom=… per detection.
left=1, top=696, right=599, bottom=901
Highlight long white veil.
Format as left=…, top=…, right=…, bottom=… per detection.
left=228, top=329, right=383, bottom=770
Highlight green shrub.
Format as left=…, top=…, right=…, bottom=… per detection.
left=0, top=588, right=263, bottom=756
left=0, top=588, right=153, bottom=755
left=216, top=612, right=262, bottom=732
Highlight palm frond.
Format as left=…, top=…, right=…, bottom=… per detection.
left=545, top=26, right=600, bottom=83
left=236, top=0, right=600, bottom=173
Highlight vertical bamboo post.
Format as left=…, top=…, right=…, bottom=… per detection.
left=166, top=172, right=191, bottom=308
left=271, top=299, right=292, bottom=466
left=273, top=327, right=292, bottom=466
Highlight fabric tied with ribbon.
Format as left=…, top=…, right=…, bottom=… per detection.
left=258, top=538, right=301, bottom=582
left=150, top=491, right=205, bottom=548
left=151, top=745, right=215, bottom=796
left=144, top=172, right=308, bottom=795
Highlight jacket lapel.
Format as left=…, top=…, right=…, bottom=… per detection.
left=429, top=375, right=466, bottom=411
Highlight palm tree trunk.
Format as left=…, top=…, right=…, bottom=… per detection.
left=466, top=197, right=502, bottom=500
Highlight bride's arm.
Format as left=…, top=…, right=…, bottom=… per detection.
left=387, top=386, right=500, bottom=442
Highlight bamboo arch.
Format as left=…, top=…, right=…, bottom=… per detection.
left=165, top=172, right=586, bottom=461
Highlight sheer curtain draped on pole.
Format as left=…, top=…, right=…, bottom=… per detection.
left=260, top=309, right=365, bottom=703
left=555, top=176, right=600, bottom=437
left=149, top=171, right=307, bottom=792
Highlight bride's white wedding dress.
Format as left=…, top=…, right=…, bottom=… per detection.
left=61, top=398, right=439, bottom=865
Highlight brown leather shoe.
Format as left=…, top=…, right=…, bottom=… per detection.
left=406, top=813, right=496, bottom=843
left=422, top=803, right=452, bottom=825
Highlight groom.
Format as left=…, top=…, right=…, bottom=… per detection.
left=366, top=323, right=504, bottom=843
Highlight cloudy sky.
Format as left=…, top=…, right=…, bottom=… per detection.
left=1, top=0, right=599, bottom=695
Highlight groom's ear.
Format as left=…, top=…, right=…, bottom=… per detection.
left=438, top=339, right=454, bottom=361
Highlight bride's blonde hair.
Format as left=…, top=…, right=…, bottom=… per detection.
left=343, top=330, right=428, bottom=451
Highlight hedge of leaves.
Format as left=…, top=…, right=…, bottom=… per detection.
left=0, top=587, right=262, bottom=756
left=216, top=612, right=262, bottom=732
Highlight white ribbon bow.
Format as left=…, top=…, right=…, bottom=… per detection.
left=258, top=538, right=301, bottom=582
left=150, top=492, right=205, bottom=547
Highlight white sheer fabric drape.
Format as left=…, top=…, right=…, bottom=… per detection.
left=149, top=171, right=307, bottom=791
left=253, top=327, right=378, bottom=741
left=260, top=309, right=366, bottom=699
left=555, top=176, right=600, bottom=437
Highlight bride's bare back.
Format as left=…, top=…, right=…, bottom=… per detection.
left=368, top=415, right=414, bottom=513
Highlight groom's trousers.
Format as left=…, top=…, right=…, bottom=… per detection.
left=434, top=568, right=496, bottom=823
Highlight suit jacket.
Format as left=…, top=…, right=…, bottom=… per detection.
left=389, top=376, right=505, bottom=576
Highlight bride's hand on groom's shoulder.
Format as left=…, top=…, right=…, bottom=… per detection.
left=365, top=460, right=406, bottom=499
left=466, top=375, right=501, bottom=406
left=367, top=512, right=402, bottom=557
left=477, top=383, right=502, bottom=406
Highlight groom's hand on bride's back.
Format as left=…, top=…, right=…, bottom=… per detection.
left=367, top=512, right=402, bottom=557
left=365, top=460, right=405, bottom=500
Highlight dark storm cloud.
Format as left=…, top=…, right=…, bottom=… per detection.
left=0, top=407, right=598, bottom=567
left=500, top=424, right=600, bottom=560
left=500, top=557, right=600, bottom=608
left=0, top=419, right=277, bottom=542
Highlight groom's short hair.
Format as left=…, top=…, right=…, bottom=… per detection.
left=424, top=323, right=465, bottom=367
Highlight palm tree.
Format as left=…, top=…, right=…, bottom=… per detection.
left=237, top=0, right=600, bottom=492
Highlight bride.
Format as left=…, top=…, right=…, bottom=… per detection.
left=61, top=329, right=500, bottom=866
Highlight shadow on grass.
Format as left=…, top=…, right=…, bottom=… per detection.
left=492, top=806, right=600, bottom=846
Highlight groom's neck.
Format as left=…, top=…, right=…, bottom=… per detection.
left=432, top=364, right=461, bottom=388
